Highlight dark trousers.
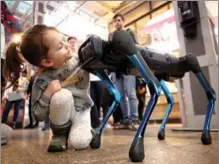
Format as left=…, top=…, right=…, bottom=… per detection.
left=137, top=94, right=146, bottom=120
left=28, top=95, right=33, bottom=125
left=90, top=81, right=104, bottom=128
left=102, top=87, right=123, bottom=124
left=28, top=95, right=39, bottom=126
left=2, top=99, right=23, bottom=123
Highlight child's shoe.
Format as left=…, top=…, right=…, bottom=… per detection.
left=47, top=120, right=71, bottom=152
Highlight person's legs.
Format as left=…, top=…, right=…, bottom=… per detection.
left=47, top=89, right=74, bottom=152
left=113, top=105, right=123, bottom=124
left=124, top=75, right=138, bottom=121
left=90, top=82, right=101, bottom=128
left=42, top=118, right=50, bottom=131
left=12, top=99, right=23, bottom=129
left=25, top=96, right=34, bottom=128
left=102, top=88, right=111, bottom=119
left=137, top=94, right=145, bottom=121
left=111, top=73, right=129, bottom=129
left=2, top=100, right=13, bottom=124
left=111, top=73, right=129, bottom=122
left=124, top=75, right=139, bottom=130
left=95, top=81, right=105, bottom=118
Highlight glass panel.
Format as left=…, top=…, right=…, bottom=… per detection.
left=17, top=2, right=31, bottom=14
left=5, top=1, right=15, bottom=10
left=25, top=1, right=34, bottom=5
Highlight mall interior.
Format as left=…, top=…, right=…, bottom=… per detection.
left=1, top=1, right=218, bottom=164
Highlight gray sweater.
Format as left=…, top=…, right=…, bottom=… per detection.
left=31, top=57, right=93, bottom=121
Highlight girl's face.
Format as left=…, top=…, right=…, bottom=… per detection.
left=41, top=30, right=73, bottom=69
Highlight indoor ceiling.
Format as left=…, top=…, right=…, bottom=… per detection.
left=41, top=1, right=141, bottom=40
left=4, top=1, right=140, bottom=30
left=75, top=1, right=138, bottom=21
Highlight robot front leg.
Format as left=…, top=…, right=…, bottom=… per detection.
left=127, top=52, right=161, bottom=162
left=89, top=70, right=121, bottom=149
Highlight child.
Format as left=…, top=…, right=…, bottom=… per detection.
left=3, top=24, right=93, bottom=152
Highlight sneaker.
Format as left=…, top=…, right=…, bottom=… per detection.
left=12, top=122, right=16, bottom=130
left=113, top=122, right=129, bottom=130
left=33, top=122, right=39, bottom=128
left=137, top=120, right=141, bottom=125
left=42, top=122, right=50, bottom=131
left=42, top=126, right=50, bottom=131
left=24, top=124, right=34, bottom=129
left=128, top=121, right=139, bottom=131
left=105, top=124, right=112, bottom=129
left=113, top=122, right=120, bottom=130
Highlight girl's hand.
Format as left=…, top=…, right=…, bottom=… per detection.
left=44, top=80, right=61, bottom=97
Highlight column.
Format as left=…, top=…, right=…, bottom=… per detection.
left=173, top=1, right=218, bottom=129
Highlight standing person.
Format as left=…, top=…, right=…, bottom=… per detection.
left=109, top=13, right=139, bottom=130
left=68, top=36, right=78, bottom=54
left=2, top=77, right=27, bottom=129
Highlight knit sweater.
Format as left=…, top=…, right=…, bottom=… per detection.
left=31, top=56, right=93, bottom=121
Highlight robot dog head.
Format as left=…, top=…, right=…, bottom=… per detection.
left=110, top=30, right=138, bottom=56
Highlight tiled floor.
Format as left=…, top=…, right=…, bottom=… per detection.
left=1, top=125, right=218, bottom=164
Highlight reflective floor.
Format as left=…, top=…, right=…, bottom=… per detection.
left=1, top=125, right=218, bottom=164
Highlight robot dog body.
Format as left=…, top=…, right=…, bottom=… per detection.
left=78, top=30, right=216, bottom=162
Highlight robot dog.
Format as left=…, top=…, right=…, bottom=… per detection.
left=77, top=30, right=216, bottom=162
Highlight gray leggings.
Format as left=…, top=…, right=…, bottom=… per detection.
left=49, top=89, right=92, bottom=150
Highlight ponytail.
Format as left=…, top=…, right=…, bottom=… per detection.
left=3, top=42, right=25, bottom=90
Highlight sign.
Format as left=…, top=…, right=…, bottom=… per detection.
left=143, top=9, right=179, bottom=53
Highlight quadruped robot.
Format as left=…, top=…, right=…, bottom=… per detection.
left=77, top=30, right=216, bottom=162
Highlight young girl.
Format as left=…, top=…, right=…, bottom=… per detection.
left=3, top=24, right=93, bottom=152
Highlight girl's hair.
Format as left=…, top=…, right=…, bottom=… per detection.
left=3, top=24, right=57, bottom=88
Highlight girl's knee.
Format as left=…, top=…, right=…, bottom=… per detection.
left=50, top=89, right=74, bottom=125
left=50, top=89, right=73, bottom=107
